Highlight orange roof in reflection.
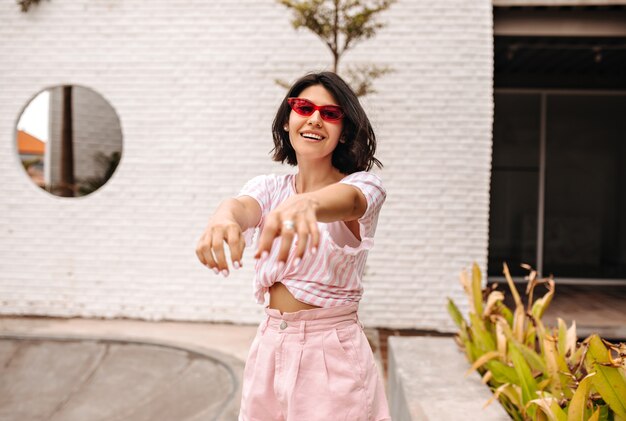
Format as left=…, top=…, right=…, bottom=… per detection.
left=17, top=130, right=45, bottom=155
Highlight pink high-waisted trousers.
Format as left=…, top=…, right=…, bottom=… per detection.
left=238, top=302, right=391, bottom=421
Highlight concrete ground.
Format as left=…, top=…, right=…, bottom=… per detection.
left=0, top=317, right=256, bottom=421
left=0, top=316, right=385, bottom=421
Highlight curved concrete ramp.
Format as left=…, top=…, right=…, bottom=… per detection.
left=0, top=336, right=242, bottom=421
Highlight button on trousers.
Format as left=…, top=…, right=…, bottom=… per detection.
left=238, top=302, right=391, bottom=421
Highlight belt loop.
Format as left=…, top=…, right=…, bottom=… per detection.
left=299, top=320, right=306, bottom=344
left=261, top=314, right=270, bottom=334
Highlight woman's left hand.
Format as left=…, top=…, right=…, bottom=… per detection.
left=254, top=194, right=321, bottom=265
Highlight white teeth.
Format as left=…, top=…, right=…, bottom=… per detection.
left=301, top=133, right=323, bottom=140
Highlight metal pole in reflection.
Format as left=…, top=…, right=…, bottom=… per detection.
left=59, top=85, right=75, bottom=197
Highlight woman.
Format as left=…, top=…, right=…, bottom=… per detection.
left=196, top=71, right=390, bottom=421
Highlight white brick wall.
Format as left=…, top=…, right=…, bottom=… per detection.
left=0, top=0, right=496, bottom=331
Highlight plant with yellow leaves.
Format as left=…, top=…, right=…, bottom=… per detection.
left=447, top=262, right=626, bottom=421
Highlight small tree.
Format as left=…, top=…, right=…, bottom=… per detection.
left=278, top=0, right=396, bottom=96
left=17, top=0, right=47, bottom=12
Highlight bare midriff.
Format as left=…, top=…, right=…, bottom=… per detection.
left=269, top=282, right=322, bottom=314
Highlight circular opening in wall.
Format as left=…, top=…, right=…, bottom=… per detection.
left=15, top=85, right=123, bottom=198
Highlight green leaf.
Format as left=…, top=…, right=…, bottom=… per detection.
left=508, top=341, right=538, bottom=407
left=516, top=337, right=547, bottom=375
left=466, top=339, right=479, bottom=363
left=471, top=262, right=484, bottom=316
left=566, top=373, right=595, bottom=421
left=597, top=404, right=610, bottom=420
left=587, top=407, right=600, bottom=421
left=470, top=312, right=496, bottom=354
left=447, top=297, right=466, bottom=330
left=466, top=351, right=502, bottom=376
left=500, top=304, right=514, bottom=327
left=569, top=345, right=585, bottom=371
left=497, top=317, right=546, bottom=375
left=584, top=335, right=626, bottom=419
left=485, top=360, right=519, bottom=384
left=524, top=324, right=537, bottom=349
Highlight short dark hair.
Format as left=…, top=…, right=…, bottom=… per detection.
left=271, top=71, right=383, bottom=173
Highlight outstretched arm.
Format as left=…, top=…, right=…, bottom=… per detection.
left=253, top=182, right=368, bottom=263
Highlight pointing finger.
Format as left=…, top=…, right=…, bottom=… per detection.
left=254, top=214, right=280, bottom=260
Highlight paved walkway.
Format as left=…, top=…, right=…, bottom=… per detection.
left=0, top=317, right=257, bottom=421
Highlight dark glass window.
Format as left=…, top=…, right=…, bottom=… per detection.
left=489, top=92, right=626, bottom=281
left=489, top=93, right=540, bottom=277
left=543, top=94, right=626, bottom=278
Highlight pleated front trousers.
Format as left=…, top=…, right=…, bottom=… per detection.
left=238, top=302, right=391, bottom=421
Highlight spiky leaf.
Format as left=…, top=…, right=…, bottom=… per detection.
left=447, top=297, right=466, bottom=330
left=508, top=341, right=539, bottom=407
left=584, top=335, right=626, bottom=419
left=566, top=373, right=595, bottom=421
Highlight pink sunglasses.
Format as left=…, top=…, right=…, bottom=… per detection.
left=287, top=97, right=344, bottom=122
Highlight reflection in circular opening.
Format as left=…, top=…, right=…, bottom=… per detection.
left=16, top=85, right=123, bottom=198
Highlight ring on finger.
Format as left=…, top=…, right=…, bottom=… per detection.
left=282, top=219, right=295, bottom=231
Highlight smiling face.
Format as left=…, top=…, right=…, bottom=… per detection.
left=286, top=84, right=343, bottom=164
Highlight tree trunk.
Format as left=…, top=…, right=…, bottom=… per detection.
left=333, top=0, right=339, bottom=72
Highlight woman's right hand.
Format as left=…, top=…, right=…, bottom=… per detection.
left=195, top=217, right=246, bottom=277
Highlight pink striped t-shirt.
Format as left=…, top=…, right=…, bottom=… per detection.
left=236, top=171, right=386, bottom=308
